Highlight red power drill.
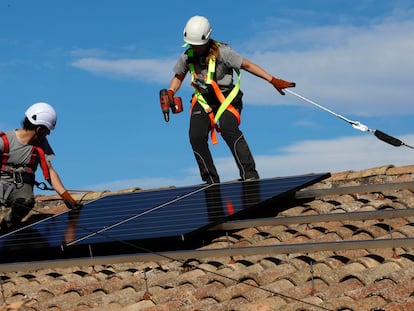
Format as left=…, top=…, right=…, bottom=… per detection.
left=159, top=89, right=183, bottom=122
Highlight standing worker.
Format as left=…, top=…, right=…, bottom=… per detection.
left=161, top=15, right=296, bottom=184
left=0, top=102, right=81, bottom=233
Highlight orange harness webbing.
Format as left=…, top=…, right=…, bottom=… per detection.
left=32, top=145, right=51, bottom=182
left=188, top=51, right=241, bottom=145
left=210, top=79, right=241, bottom=125
left=0, top=132, right=10, bottom=172
left=0, top=131, right=51, bottom=183
left=190, top=93, right=240, bottom=145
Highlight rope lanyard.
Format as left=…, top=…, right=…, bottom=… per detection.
left=286, top=89, right=414, bottom=149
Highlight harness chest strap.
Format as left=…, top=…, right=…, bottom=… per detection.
left=205, top=57, right=241, bottom=125
left=188, top=56, right=241, bottom=145
left=0, top=131, right=51, bottom=183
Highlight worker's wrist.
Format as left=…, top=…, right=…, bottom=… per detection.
left=60, top=190, right=75, bottom=203
left=59, top=190, right=69, bottom=198
left=60, top=190, right=81, bottom=209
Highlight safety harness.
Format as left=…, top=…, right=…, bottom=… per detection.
left=0, top=131, right=51, bottom=184
left=188, top=49, right=241, bottom=145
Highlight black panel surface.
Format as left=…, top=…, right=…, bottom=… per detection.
left=0, top=185, right=204, bottom=263
left=0, top=173, right=329, bottom=263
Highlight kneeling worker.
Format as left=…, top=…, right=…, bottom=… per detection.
left=0, top=102, right=81, bottom=232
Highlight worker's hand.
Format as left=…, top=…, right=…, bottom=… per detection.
left=60, top=190, right=82, bottom=210
left=167, top=89, right=175, bottom=104
left=270, top=77, right=296, bottom=95
left=167, top=89, right=183, bottom=114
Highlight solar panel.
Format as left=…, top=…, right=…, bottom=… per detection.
left=0, top=173, right=329, bottom=263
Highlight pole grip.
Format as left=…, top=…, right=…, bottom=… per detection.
left=374, top=130, right=403, bottom=147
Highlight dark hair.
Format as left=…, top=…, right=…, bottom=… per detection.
left=22, top=117, right=47, bottom=131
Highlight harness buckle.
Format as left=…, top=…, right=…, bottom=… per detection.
left=35, top=181, right=53, bottom=191
left=191, top=81, right=209, bottom=94
left=13, top=170, right=24, bottom=187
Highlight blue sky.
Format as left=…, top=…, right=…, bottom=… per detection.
left=1, top=0, right=414, bottom=192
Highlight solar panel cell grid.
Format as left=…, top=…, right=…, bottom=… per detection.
left=0, top=173, right=330, bottom=264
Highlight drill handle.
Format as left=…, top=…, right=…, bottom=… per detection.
left=171, top=96, right=183, bottom=114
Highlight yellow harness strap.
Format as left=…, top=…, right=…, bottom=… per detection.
left=188, top=55, right=241, bottom=145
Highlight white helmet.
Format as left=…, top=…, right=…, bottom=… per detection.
left=25, top=102, right=57, bottom=130
left=183, top=16, right=212, bottom=45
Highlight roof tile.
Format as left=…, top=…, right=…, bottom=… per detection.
left=383, top=297, right=414, bottom=311
left=387, top=164, right=414, bottom=175
left=318, top=277, right=364, bottom=301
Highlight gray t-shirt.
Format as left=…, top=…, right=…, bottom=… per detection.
left=0, top=130, right=54, bottom=171
left=173, top=42, right=243, bottom=93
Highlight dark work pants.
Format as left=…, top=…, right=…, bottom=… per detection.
left=189, top=101, right=259, bottom=184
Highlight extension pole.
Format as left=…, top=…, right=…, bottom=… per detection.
left=285, top=89, right=414, bottom=149
left=286, top=89, right=369, bottom=131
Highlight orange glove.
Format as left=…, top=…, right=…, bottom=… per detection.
left=60, top=190, right=82, bottom=210
left=270, top=77, right=296, bottom=95
left=167, top=89, right=183, bottom=114
left=167, top=89, right=175, bottom=104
